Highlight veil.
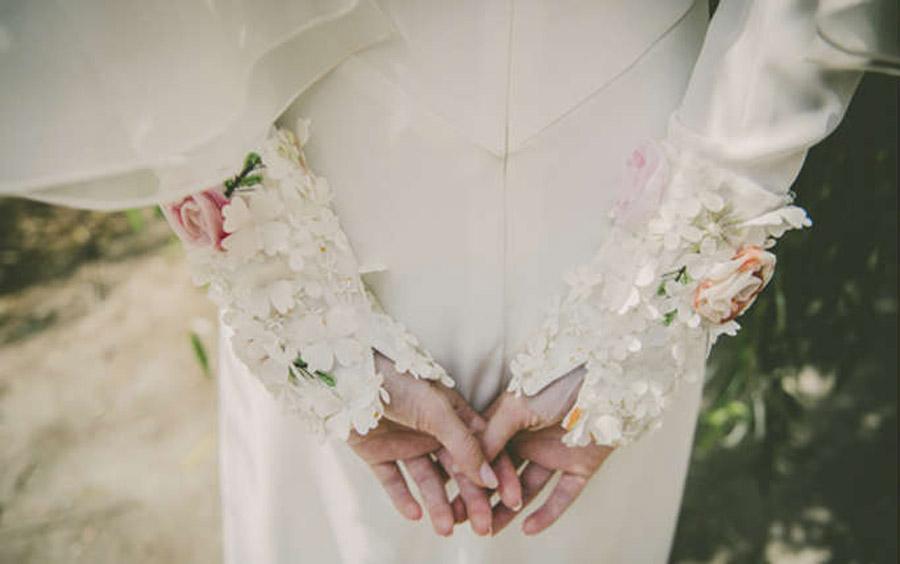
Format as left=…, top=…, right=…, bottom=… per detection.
left=0, top=0, right=392, bottom=210
left=0, top=0, right=894, bottom=211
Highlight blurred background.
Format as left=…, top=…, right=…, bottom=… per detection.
left=0, top=75, right=895, bottom=564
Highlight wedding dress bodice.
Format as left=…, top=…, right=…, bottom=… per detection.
left=357, top=0, right=695, bottom=154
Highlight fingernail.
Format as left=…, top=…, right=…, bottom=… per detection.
left=439, top=517, right=454, bottom=537
left=512, top=500, right=523, bottom=511
left=480, top=462, right=499, bottom=489
left=471, top=519, right=489, bottom=537
left=522, top=520, right=536, bottom=536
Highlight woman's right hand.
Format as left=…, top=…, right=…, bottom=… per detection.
left=475, top=367, right=614, bottom=536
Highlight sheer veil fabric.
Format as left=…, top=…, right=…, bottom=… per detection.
left=0, top=0, right=392, bottom=209
left=0, top=0, right=891, bottom=208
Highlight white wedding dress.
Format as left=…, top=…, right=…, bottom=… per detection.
left=218, top=4, right=707, bottom=560
left=217, top=1, right=862, bottom=562
left=1, top=1, right=891, bottom=562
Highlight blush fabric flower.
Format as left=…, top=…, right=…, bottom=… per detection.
left=610, top=142, right=669, bottom=231
left=692, top=245, right=776, bottom=323
left=163, top=188, right=229, bottom=250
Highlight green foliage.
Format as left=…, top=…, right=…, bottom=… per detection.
left=291, top=356, right=336, bottom=388
left=124, top=208, right=146, bottom=233
left=0, top=202, right=166, bottom=295
left=224, top=152, right=264, bottom=197
left=671, top=75, right=897, bottom=562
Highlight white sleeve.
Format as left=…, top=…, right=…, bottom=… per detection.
left=506, top=0, right=871, bottom=447
left=164, top=121, right=452, bottom=440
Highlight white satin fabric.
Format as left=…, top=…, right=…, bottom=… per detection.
left=220, top=1, right=709, bottom=562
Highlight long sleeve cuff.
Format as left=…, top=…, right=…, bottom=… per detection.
left=165, top=122, right=452, bottom=440
left=507, top=141, right=811, bottom=447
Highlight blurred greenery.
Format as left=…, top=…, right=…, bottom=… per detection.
left=0, top=204, right=167, bottom=296
left=671, top=74, right=898, bottom=562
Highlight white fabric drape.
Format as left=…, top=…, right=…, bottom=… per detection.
left=0, top=0, right=393, bottom=209
left=668, top=0, right=867, bottom=193
left=1, top=0, right=892, bottom=211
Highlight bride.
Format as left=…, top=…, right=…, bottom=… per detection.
left=2, top=1, right=894, bottom=562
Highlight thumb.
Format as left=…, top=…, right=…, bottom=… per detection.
left=480, top=395, right=528, bottom=462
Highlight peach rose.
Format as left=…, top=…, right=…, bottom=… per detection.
left=162, top=188, right=229, bottom=250
left=692, top=245, right=776, bottom=324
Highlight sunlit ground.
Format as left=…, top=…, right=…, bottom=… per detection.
left=0, top=218, right=220, bottom=563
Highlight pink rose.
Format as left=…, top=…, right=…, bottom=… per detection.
left=692, top=245, right=776, bottom=324
left=162, top=188, right=229, bottom=250
left=610, top=142, right=669, bottom=230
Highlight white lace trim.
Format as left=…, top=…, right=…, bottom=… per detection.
left=182, top=121, right=451, bottom=439
left=507, top=142, right=812, bottom=447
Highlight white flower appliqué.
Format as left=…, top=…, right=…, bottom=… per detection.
left=172, top=121, right=452, bottom=439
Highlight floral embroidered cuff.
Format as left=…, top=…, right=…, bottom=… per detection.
left=507, top=141, right=811, bottom=447
left=163, top=121, right=452, bottom=439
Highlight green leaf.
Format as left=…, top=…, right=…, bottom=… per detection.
left=657, top=281, right=668, bottom=297
left=675, top=266, right=692, bottom=285
left=291, top=355, right=335, bottom=387
left=189, top=331, right=211, bottom=378
left=662, top=310, right=678, bottom=326
left=239, top=174, right=263, bottom=187
left=316, top=371, right=336, bottom=387
left=244, top=152, right=262, bottom=170
left=224, top=178, right=237, bottom=198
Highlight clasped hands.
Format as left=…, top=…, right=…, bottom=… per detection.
left=347, top=352, right=614, bottom=537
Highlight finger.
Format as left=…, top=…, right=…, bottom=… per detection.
left=371, top=462, right=422, bottom=522
left=451, top=495, right=467, bottom=524
left=423, top=398, right=497, bottom=489
left=522, top=473, right=589, bottom=536
left=480, top=397, right=527, bottom=461
left=436, top=449, right=492, bottom=536
left=494, top=451, right=523, bottom=511
left=491, top=462, right=554, bottom=534
left=351, top=431, right=441, bottom=465
left=438, top=456, right=467, bottom=524
left=404, top=456, right=455, bottom=536
left=514, top=428, right=614, bottom=476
